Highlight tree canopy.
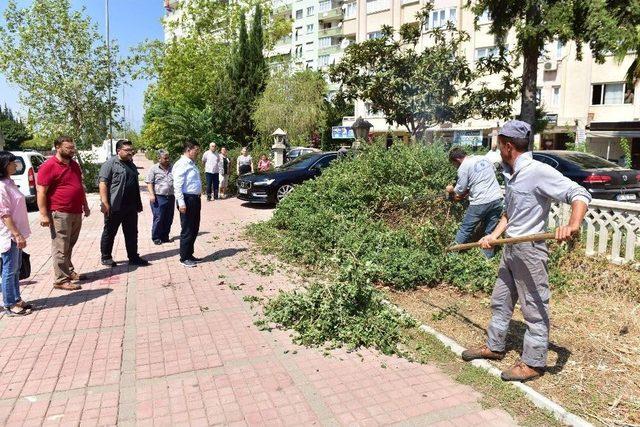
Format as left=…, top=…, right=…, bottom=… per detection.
left=0, top=0, right=125, bottom=147
left=469, top=0, right=640, bottom=148
left=330, top=7, right=519, bottom=139
left=253, top=69, right=328, bottom=146
left=0, top=104, right=31, bottom=149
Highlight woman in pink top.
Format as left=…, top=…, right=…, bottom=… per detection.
left=257, top=154, right=272, bottom=173
left=0, top=151, right=32, bottom=316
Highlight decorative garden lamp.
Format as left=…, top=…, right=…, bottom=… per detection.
left=351, top=117, right=373, bottom=150
left=272, top=128, right=288, bottom=167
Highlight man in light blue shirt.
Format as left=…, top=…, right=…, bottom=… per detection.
left=173, top=141, right=203, bottom=267
left=462, top=120, right=590, bottom=382
left=446, top=146, right=503, bottom=257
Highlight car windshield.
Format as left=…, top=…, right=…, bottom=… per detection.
left=277, top=153, right=319, bottom=170
left=559, top=153, right=622, bottom=169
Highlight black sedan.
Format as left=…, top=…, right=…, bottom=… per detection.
left=533, top=151, right=640, bottom=202
left=237, top=152, right=338, bottom=204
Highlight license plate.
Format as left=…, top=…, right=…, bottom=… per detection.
left=239, top=188, right=248, bottom=194
left=616, top=193, right=637, bottom=201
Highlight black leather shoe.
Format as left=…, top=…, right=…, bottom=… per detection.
left=153, top=239, right=162, bottom=245
left=189, top=256, right=204, bottom=263
left=129, top=257, right=150, bottom=266
left=101, top=259, right=117, bottom=267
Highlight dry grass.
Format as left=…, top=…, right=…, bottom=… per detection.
left=387, top=271, right=640, bottom=427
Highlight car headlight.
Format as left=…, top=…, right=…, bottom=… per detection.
left=253, top=179, right=275, bottom=186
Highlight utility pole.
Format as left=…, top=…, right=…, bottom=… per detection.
left=105, top=0, right=113, bottom=156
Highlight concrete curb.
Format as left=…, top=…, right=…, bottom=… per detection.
left=417, top=322, right=593, bottom=427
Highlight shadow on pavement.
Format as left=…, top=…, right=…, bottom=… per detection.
left=239, top=201, right=275, bottom=210
left=30, top=288, right=113, bottom=311
left=201, top=248, right=247, bottom=263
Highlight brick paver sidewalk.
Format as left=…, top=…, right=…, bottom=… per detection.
left=0, top=155, right=517, bottom=426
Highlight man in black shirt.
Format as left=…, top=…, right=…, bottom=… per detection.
left=98, top=139, right=150, bottom=267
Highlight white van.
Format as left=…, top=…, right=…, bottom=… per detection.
left=10, top=151, right=47, bottom=207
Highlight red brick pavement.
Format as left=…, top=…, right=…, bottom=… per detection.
left=0, top=155, right=518, bottom=426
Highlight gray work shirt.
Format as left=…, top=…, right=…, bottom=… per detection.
left=454, top=155, right=503, bottom=205
left=99, top=156, right=142, bottom=213
left=502, top=152, right=591, bottom=237
left=145, top=164, right=174, bottom=196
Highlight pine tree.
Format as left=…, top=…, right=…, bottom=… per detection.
left=226, top=6, right=267, bottom=146
left=0, top=103, right=31, bottom=149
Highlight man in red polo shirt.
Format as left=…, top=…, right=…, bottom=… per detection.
left=36, top=136, right=90, bottom=291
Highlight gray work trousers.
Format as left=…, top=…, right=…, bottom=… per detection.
left=486, top=241, right=550, bottom=367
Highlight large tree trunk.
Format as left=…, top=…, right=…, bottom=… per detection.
left=521, top=3, right=542, bottom=151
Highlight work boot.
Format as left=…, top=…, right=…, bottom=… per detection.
left=461, top=345, right=505, bottom=362
left=500, top=360, right=544, bottom=382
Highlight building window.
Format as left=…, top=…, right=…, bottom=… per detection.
left=306, top=59, right=314, bottom=68
left=306, top=24, right=314, bottom=34
left=295, top=9, right=303, bottom=19
left=367, top=31, right=383, bottom=40
left=294, top=44, right=303, bottom=58
left=319, top=54, right=331, bottom=67
left=552, top=86, right=560, bottom=106
left=428, top=7, right=456, bottom=29
left=295, top=27, right=302, bottom=41
left=366, top=0, right=390, bottom=14
left=307, top=6, right=315, bottom=16
left=475, top=46, right=499, bottom=60
left=592, top=82, right=634, bottom=105
left=319, top=0, right=331, bottom=12
left=344, top=2, right=357, bottom=18
left=319, top=37, right=331, bottom=48
left=478, top=9, right=491, bottom=24
left=536, top=87, right=542, bottom=105
left=556, top=40, right=564, bottom=60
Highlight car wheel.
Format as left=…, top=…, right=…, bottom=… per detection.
left=276, top=184, right=294, bottom=202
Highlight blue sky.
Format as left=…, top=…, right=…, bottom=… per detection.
left=0, top=0, right=166, bottom=131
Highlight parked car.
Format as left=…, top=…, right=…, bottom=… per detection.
left=237, top=152, right=338, bottom=204
left=286, top=147, right=321, bottom=162
left=10, top=151, right=47, bottom=207
left=532, top=150, right=640, bottom=202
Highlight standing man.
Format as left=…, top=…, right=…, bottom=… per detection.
left=202, top=142, right=222, bottom=201
left=446, top=147, right=503, bottom=257
left=219, top=147, right=230, bottom=199
left=145, top=149, right=174, bottom=245
left=485, top=140, right=502, bottom=165
left=99, top=139, right=150, bottom=267
left=462, top=120, right=591, bottom=382
left=173, top=141, right=203, bottom=268
left=36, top=136, right=90, bottom=291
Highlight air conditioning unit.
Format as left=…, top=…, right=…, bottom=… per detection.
left=543, top=61, right=557, bottom=72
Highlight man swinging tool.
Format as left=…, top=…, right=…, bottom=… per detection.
left=445, top=146, right=503, bottom=258
left=461, top=120, right=591, bottom=382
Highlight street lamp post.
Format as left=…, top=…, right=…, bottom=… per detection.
left=351, top=116, right=373, bottom=150
left=271, top=128, right=288, bottom=167
left=105, top=0, right=113, bottom=156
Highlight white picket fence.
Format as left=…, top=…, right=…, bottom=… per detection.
left=549, top=199, right=640, bottom=265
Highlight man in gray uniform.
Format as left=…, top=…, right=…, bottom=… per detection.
left=461, top=120, right=591, bottom=382
left=446, top=147, right=503, bottom=257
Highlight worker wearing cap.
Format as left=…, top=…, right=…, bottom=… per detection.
left=445, top=146, right=504, bottom=258
left=461, top=120, right=591, bottom=382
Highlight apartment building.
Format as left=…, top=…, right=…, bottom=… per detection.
left=340, top=0, right=640, bottom=167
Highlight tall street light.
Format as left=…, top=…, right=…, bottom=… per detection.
left=105, top=0, right=113, bottom=156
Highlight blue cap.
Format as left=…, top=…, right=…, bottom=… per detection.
left=498, top=120, right=531, bottom=139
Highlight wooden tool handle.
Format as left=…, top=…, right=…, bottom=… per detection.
left=446, top=232, right=556, bottom=252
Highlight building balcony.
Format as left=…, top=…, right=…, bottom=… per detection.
left=318, top=27, right=343, bottom=38
left=319, top=7, right=344, bottom=22
left=318, top=44, right=341, bottom=55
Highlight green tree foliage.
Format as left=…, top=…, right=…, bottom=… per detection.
left=330, top=6, right=518, bottom=139
left=253, top=69, right=328, bottom=146
left=0, top=0, right=124, bottom=147
left=469, top=0, right=640, bottom=149
left=226, top=6, right=267, bottom=146
left=0, top=104, right=31, bottom=149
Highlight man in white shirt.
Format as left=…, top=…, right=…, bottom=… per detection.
left=202, top=142, right=222, bottom=201
left=485, top=141, right=502, bottom=165
left=173, top=141, right=203, bottom=268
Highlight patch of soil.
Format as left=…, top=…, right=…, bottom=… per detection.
left=386, top=285, right=640, bottom=426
